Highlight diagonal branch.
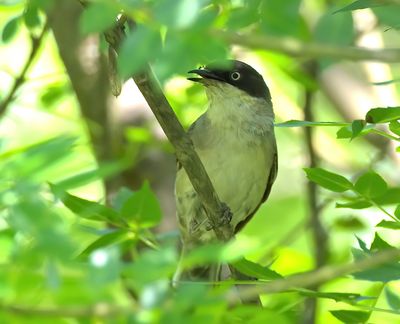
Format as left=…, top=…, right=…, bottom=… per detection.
left=228, top=248, right=400, bottom=303
left=214, top=30, right=400, bottom=63
left=104, top=17, right=233, bottom=241
left=0, top=23, right=49, bottom=117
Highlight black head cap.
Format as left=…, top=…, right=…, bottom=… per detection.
left=188, top=60, right=271, bottom=100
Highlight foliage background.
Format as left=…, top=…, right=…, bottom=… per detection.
left=1, top=0, right=400, bottom=323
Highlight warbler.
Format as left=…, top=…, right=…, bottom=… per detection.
left=174, top=60, right=277, bottom=281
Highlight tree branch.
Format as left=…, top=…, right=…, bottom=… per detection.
left=0, top=302, right=134, bottom=318
left=104, top=17, right=233, bottom=241
left=213, top=30, right=400, bottom=62
left=227, top=248, right=400, bottom=303
left=0, top=23, right=48, bottom=117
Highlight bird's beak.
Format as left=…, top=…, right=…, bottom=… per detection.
left=187, top=68, right=224, bottom=83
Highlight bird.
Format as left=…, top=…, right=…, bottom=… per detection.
left=174, top=60, right=277, bottom=282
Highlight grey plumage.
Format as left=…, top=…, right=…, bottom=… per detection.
left=174, top=60, right=277, bottom=282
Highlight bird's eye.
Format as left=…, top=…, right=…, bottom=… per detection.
left=231, top=71, right=241, bottom=81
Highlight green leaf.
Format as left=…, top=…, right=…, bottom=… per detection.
left=275, top=120, right=348, bottom=128
left=377, top=220, right=400, bottom=230
left=120, top=181, right=162, bottom=228
left=395, top=205, right=400, bottom=220
left=231, top=258, right=283, bottom=280
left=51, top=185, right=123, bottom=226
left=352, top=249, right=400, bottom=282
left=40, top=83, right=70, bottom=108
left=351, top=119, right=366, bottom=140
left=334, top=0, right=383, bottom=13
left=298, top=289, right=367, bottom=302
left=79, top=2, right=119, bottom=34
left=23, top=3, right=41, bottom=28
left=260, top=0, right=309, bottom=40
left=304, top=168, right=353, bottom=192
left=354, top=171, right=387, bottom=198
left=118, top=25, right=162, bottom=78
left=336, top=200, right=372, bottom=209
left=374, top=187, right=400, bottom=205
left=389, top=120, right=400, bottom=136
left=385, top=286, right=400, bottom=310
left=154, top=0, right=201, bottom=28
left=366, top=107, right=400, bottom=123
left=356, top=236, right=369, bottom=252
left=1, top=15, right=20, bottom=42
left=336, top=124, right=373, bottom=139
left=330, top=310, right=370, bottom=323
left=79, top=229, right=133, bottom=257
left=373, top=5, right=400, bottom=29
left=370, top=233, right=393, bottom=251
left=314, top=11, right=354, bottom=68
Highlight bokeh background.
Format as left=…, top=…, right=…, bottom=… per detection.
left=1, top=0, right=400, bottom=323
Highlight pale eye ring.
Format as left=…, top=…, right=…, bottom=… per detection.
left=231, top=71, right=241, bottom=81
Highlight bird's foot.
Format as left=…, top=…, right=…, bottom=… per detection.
left=205, top=203, right=232, bottom=231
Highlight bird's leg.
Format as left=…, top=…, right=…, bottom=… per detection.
left=205, top=202, right=232, bottom=231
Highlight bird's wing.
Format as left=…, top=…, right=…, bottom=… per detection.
left=234, top=145, right=278, bottom=233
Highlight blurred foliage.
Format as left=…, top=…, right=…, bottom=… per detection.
left=1, top=0, right=400, bottom=323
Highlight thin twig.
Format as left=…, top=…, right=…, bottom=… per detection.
left=0, top=23, right=49, bottom=117
left=0, top=303, right=135, bottom=318
left=213, top=30, right=400, bottom=63
left=227, top=248, right=400, bottom=303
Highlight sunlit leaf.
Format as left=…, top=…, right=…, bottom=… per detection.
left=395, top=205, right=400, bottom=220
left=336, top=200, right=372, bottom=209
left=370, top=233, right=393, bottom=251
left=1, top=15, right=20, bottom=42
left=297, top=289, right=369, bottom=303
left=377, top=220, right=400, bottom=230
left=330, top=310, right=370, bottom=323
left=120, top=181, right=162, bottom=228
left=154, top=0, right=201, bottom=28
left=351, top=120, right=365, bottom=140
left=334, top=0, right=383, bottom=13
left=23, top=3, right=41, bottom=28
left=352, top=249, right=400, bottom=282
left=356, top=236, right=369, bottom=252
left=51, top=185, right=124, bottom=226
left=79, top=229, right=133, bottom=257
left=304, top=168, right=353, bottom=192
left=118, top=25, right=162, bottom=78
left=389, top=120, right=400, bottom=136
left=80, top=2, right=119, bottom=34
left=232, top=258, right=282, bottom=280
left=385, top=286, right=400, bottom=310
left=354, top=171, right=387, bottom=199
left=366, top=107, right=400, bottom=123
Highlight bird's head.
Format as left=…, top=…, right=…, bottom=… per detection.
left=187, top=60, right=271, bottom=101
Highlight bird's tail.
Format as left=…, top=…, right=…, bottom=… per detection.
left=173, top=244, right=222, bottom=285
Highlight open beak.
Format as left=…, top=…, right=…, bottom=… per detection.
left=187, top=68, right=224, bottom=82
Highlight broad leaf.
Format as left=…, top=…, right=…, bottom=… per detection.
left=330, top=310, right=370, bottom=323
left=336, top=200, right=372, bottom=209
left=51, top=185, right=123, bottom=226
left=304, top=168, right=353, bottom=192
left=79, top=229, right=133, bottom=257
left=231, top=258, right=282, bottom=280
left=395, top=205, right=400, bottom=220
left=370, top=233, right=393, bottom=251
left=1, top=15, right=20, bottom=42
left=366, top=107, right=400, bottom=123
left=389, top=120, right=400, bottom=136
left=351, top=120, right=366, bottom=140
left=385, top=286, right=400, bottom=310
left=334, top=0, right=383, bottom=13
left=120, top=182, right=162, bottom=228
left=376, top=220, right=400, bottom=230
left=79, top=2, right=119, bottom=34
left=354, top=171, right=387, bottom=198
